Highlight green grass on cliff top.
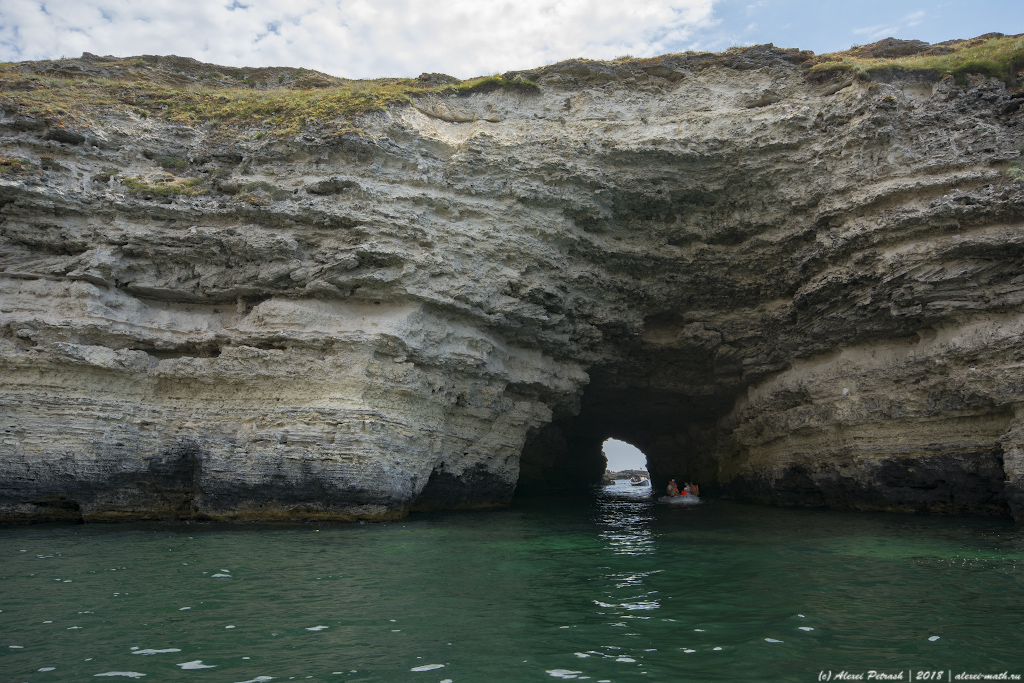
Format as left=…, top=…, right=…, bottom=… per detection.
left=807, top=33, right=1024, bottom=84
left=0, top=34, right=1020, bottom=140
left=0, top=58, right=537, bottom=139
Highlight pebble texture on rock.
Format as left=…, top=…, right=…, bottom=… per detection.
left=2, top=43, right=1024, bottom=521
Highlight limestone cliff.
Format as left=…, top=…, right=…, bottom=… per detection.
left=2, top=36, right=1024, bottom=521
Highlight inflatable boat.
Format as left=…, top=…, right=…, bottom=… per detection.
left=657, top=494, right=701, bottom=505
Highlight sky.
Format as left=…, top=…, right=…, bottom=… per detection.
left=603, top=439, right=648, bottom=471
left=0, top=1, right=1020, bottom=79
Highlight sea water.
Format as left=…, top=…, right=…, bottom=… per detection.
left=1, top=481, right=1023, bottom=682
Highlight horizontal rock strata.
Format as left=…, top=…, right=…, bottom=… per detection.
left=2, top=41, right=1024, bottom=520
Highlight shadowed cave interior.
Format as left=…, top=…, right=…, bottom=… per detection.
left=515, top=364, right=725, bottom=498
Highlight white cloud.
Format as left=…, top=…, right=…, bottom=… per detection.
left=903, top=10, right=925, bottom=27
left=852, top=10, right=929, bottom=43
left=852, top=23, right=901, bottom=41
left=0, top=0, right=719, bottom=78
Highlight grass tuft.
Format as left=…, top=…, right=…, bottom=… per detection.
left=158, top=156, right=187, bottom=170
left=0, top=155, right=36, bottom=174
left=1009, top=146, right=1024, bottom=183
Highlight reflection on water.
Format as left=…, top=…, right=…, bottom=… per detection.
left=596, top=481, right=656, bottom=557
left=0, top=489, right=1022, bottom=681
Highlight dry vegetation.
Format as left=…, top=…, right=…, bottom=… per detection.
left=0, top=35, right=1020, bottom=141
left=808, top=33, right=1024, bottom=84
left=589, top=33, right=1024, bottom=86
left=0, top=56, right=537, bottom=139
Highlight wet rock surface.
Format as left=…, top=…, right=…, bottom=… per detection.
left=2, top=43, right=1024, bottom=521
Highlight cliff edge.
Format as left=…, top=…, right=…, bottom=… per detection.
left=3, top=35, right=1024, bottom=521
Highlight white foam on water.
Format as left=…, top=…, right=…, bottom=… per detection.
left=211, top=574, right=231, bottom=578
left=389, top=619, right=397, bottom=622
left=225, top=625, right=235, bottom=629
left=441, top=679, right=453, bottom=683
left=765, top=638, right=784, bottom=643
left=132, top=649, right=181, bottom=655
left=8, top=645, right=22, bottom=649
left=68, top=626, right=82, bottom=629
left=43, top=620, right=52, bottom=623
left=799, top=627, right=814, bottom=631
left=410, top=664, right=444, bottom=671
left=305, top=626, right=328, bottom=631
left=694, top=629, right=704, bottom=632
left=39, top=667, right=56, bottom=671
left=64, top=580, right=72, bottom=583
left=929, top=636, right=940, bottom=641
left=243, top=657, right=250, bottom=660
left=713, top=647, right=722, bottom=651
left=130, top=647, right=139, bottom=651
left=683, top=649, right=696, bottom=653
left=616, top=657, right=636, bottom=662
left=220, top=569, right=230, bottom=573
left=94, top=673, right=146, bottom=679
left=391, top=629, right=401, bottom=632
left=179, top=607, right=190, bottom=611
left=546, top=670, right=583, bottom=679
left=177, top=661, right=216, bottom=669
left=797, top=614, right=805, bottom=618
left=233, top=678, right=274, bottom=683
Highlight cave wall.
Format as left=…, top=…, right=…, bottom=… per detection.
left=2, top=45, right=1024, bottom=521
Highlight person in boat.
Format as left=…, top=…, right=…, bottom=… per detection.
left=666, top=479, right=680, bottom=497
left=682, top=483, right=691, bottom=495
left=692, top=482, right=699, bottom=497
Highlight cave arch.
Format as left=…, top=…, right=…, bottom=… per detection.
left=516, top=365, right=720, bottom=497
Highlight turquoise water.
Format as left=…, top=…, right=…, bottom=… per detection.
left=2, top=482, right=1023, bottom=682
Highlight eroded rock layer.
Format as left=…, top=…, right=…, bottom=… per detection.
left=2, top=43, right=1024, bottom=521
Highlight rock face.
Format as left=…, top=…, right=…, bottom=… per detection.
left=2, top=43, right=1024, bottom=521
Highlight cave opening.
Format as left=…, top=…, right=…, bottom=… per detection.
left=601, top=439, right=648, bottom=475
left=515, top=364, right=728, bottom=500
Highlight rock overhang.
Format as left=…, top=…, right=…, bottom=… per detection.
left=2, top=36, right=1024, bottom=521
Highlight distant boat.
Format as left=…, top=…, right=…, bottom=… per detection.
left=629, top=476, right=649, bottom=486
